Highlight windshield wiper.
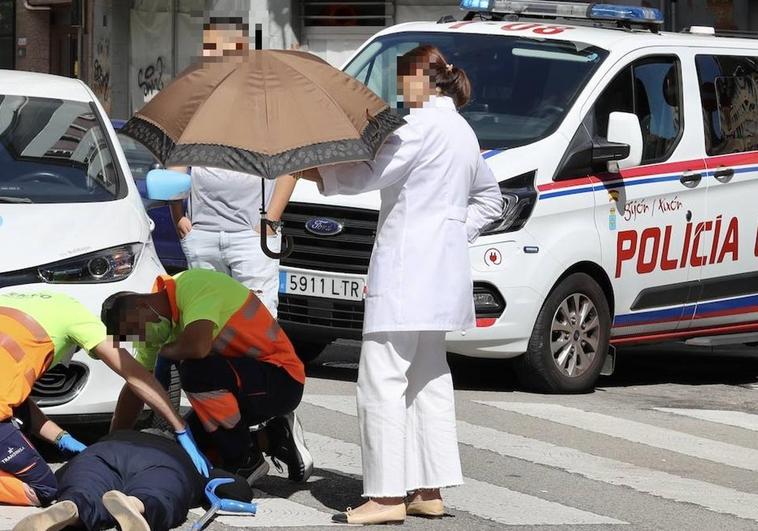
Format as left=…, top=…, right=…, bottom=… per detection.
left=0, top=196, right=33, bottom=203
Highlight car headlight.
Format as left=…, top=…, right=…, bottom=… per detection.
left=481, top=170, right=538, bottom=236
left=37, top=244, right=142, bottom=283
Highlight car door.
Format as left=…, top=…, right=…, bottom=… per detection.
left=587, top=52, right=709, bottom=343
left=693, top=51, right=758, bottom=337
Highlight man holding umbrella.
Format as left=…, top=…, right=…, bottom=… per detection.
left=170, top=15, right=294, bottom=317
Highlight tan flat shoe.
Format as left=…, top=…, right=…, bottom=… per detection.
left=332, top=503, right=406, bottom=525
left=12, top=500, right=79, bottom=531
left=406, top=498, right=445, bottom=518
left=102, top=490, right=149, bottom=531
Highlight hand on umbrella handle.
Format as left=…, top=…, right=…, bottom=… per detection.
left=261, top=218, right=294, bottom=260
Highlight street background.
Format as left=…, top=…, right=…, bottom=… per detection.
left=2, top=341, right=757, bottom=530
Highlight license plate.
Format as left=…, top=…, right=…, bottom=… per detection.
left=279, top=271, right=365, bottom=301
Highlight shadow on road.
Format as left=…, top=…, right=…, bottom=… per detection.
left=306, top=340, right=758, bottom=393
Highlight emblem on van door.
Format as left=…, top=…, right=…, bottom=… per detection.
left=305, top=217, right=343, bottom=236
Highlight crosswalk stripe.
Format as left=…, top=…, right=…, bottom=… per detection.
left=478, top=402, right=758, bottom=472
left=189, top=497, right=335, bottom=528
left=304, top=431, right=624, bottom=525
left=303, top=394, right=758, bottom=523
left=655, top=408, right=758, bottom=432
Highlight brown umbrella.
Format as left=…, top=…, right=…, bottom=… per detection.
left=121, top=49, right=404, bottom=179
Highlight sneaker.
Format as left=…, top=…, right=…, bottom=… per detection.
left=12, top=500, right=79, bottom=531
left=266, top=411, right=314, bottom=482
left=234, top=449, right=270, bottom=485
left=102, top=491, right=149, bottom=531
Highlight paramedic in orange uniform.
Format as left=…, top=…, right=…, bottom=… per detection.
left=102, top=269, right=313, bottom=484
left=0, top=292, right=208, bottom=507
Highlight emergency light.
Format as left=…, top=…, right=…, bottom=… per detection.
left=459, top=0, right=664, bottom=26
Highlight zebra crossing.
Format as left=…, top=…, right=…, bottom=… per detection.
left=3, top=392, right=758, bottom=530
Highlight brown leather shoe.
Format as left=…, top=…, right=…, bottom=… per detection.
left=12, top=500, right=79, bottom=531
left=332, top=503, right=406, bottom=525
left=406, top=498, right=445, bottom=518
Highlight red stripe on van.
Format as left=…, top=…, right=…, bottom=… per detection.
left=611, top=320, right=758, bottom=345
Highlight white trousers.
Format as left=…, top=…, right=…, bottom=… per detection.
left=180, top=229, right=281, bottom=317
left=358, top=331, right=463, bottom=497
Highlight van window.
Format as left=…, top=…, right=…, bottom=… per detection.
left=0, top=95, right=125, bottom=204
left=593, top=56, right=682, bottom=164
left=345, top=32, right=608, bottom=150
left=696, top=54, right=758, bottom=156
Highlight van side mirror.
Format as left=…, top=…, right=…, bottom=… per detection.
left=606, top=111, right=643, bottom=171
left=146, top=169, right=191, bottom=201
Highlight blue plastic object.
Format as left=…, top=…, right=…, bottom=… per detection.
left=191, top=478, right=257, bottom=531
left=146, top=169, right=192, bottom=201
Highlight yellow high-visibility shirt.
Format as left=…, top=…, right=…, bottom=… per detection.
left=0, top=292, right=107, bottom=365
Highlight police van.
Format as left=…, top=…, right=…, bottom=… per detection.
left=279, top=0, right=758, bottom=393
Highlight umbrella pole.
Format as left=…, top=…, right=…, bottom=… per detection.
left=260, top=177, right=294, bottom=260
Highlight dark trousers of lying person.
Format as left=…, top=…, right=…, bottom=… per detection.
left=55, top=430, right=203, bottom=531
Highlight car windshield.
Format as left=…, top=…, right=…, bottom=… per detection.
left=344, top=32, right=608, bottom=150
left=0, top=95, right=124, bottom=204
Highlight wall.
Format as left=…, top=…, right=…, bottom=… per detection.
left=15, top=4, right=50, bottom=73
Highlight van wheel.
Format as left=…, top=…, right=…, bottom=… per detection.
left=291, top=339, right=328, bottom=364
left=515, top=273, right=610, bottom=393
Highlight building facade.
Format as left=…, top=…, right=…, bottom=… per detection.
left=8, top=0, right=758, bottom=119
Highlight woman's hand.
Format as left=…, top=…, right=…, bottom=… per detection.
left=176, top=216, right=192, bottom=239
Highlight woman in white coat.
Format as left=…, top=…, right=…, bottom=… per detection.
left=301, top=45, right=503, bottom=525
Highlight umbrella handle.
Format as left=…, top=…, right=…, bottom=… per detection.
left=261, top=218, right=294, bottom=260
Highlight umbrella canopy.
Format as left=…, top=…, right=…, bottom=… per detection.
left=121, top=50, right=404, bottom=179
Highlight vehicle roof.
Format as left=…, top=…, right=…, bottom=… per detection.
left=376, top=19, right=758, bottom=53
left=0, top=70, right=92, bottom=102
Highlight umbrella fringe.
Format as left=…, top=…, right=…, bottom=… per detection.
left=120, top=116, right=177, bottom=164
left=166, top=108, right=405, bottom=179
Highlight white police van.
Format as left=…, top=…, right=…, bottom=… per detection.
left=279, top=1, right=758, bottom=393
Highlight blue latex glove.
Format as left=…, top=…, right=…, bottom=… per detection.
left=176, top=427, right=211, bottom=477
left=56, top=432, right=87, bottom=454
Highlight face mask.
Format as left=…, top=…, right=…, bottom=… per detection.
left=144, top=305, right=172, bottom=344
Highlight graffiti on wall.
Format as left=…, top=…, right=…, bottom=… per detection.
left=137, top=56, right=165, bottom=102
left=92, top=37, right=112, bottom=114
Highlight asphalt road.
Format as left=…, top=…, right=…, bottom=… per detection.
left=2, top=341, right=758, bottom=530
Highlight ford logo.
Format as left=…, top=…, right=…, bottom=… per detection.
left=305, top=217, right=343, bottom=236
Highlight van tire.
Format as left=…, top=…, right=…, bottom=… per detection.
left=515, top=273, right=611, bottom=393
left=291, top=339, right=328, bottom=364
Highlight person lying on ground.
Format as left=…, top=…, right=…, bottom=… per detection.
left=0, top=292, right=208, bottom=508
left=12, top=429, right=253, bottom=531
left=101, top=269, right=313, bottom=485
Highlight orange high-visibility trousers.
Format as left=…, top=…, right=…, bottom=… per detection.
left=0, top=308, right=54, bottom=421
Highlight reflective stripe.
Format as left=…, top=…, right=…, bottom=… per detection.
left=0, top=308, right=49, bottom=341
left=242, top=295, right=261, bottom=319
left=186, top=390, right=242, bottom=433
left=0, top=333, right=25, bottom=362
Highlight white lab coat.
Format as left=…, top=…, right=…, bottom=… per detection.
left=320, top=96, right=503, bottom=334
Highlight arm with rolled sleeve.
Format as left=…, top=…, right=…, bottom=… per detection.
left=465, top=155, right=504, bottom=243
left=319, top=122, right=421, bottom=196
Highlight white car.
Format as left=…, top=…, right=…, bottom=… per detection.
left=0, top=70, right=164, bottom=419
left=278, top=1, right=758, bottom=393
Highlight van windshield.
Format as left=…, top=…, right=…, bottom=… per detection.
left=0, top=95, right=124, bottom=204
left=345, top=32, right=608, bottom=150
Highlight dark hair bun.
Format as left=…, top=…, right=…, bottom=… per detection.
left=397, top=45, right=472, bottom=108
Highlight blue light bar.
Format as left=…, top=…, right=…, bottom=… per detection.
left=590, top=4, right=664, bottom=24
left=459, top=1, right=664, bottom=26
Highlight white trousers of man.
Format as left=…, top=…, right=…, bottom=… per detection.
left=180, top=229, right=281, bottom=317
left=358, top=330, right=463, bottom=497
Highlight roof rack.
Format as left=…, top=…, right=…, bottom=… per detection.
left=459, top=1, right=664, bottom=33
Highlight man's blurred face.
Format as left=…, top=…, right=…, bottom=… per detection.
left=203, top=25, right=249, bottom=57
